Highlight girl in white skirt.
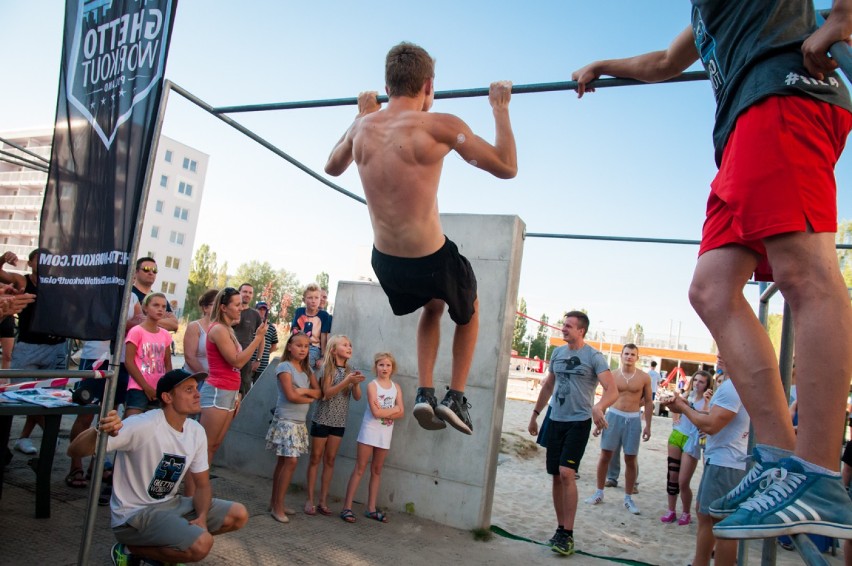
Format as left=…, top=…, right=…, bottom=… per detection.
left=341, top=352, right=404, bottom=523
left=266, top=333, right=320, bottom=523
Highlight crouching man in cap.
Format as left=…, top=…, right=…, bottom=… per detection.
left=69, top=369, right=249, bottom=565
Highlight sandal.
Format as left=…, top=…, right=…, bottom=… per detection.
left=340, top=508, right=356, bottom=523
left=304, top=502, right=316, bottom=516
left=317, top=504, right=332, bottom=516
left=364, top=509, right=388, bottom=523
left=65, top=468, right=88, bottom=488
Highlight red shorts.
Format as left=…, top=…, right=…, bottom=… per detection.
left=699, top=95, right=852, bottom=281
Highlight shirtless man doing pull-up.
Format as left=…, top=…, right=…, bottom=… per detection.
left=325, top=42, right=517, bottom=435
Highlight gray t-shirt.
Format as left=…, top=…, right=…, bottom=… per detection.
left=274, top=360, right=311, bottom=423
left=705, top=379, right=750, bottom=470
left=548, top=344, right=610, bottom=422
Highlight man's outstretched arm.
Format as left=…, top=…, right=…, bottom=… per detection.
left=572, top=26, right=699, bottom=97
left=442, top=81, right=518, bottom=179
left=325, top=91, right=381, bottom=176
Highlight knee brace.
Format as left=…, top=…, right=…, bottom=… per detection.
left=667, top=456, right=681, bottom=496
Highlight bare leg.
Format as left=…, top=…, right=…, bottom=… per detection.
left=271, top=456, right=298, bottom=518
left=450, top=298, right=479, bottom=392
left=764, top=231, right=852, bottom=470
left=689, top=246, right=795, bottom=452
left=69, top=413, right=94, bottom=472
left=596, top=449, right=613, bottom=490
left=623, top=454, right=637, bottom=496
left=666, top=444, right=682, bottom=513
left=319, top=435, right=343, bottom=508
left=200, top=407, right=235, bottom=467
left=343, top=442, right=371, bottom=510
left=306, top=436, right=327, bottom=508
left=693, top=511, right=716, bottom=566
left=367, top=447, right=389, bottom=512
left=679, top=453, right=699, bottom=516
left=551, top=474, right=564, bottom=526
left=417, top=300, right=445, bottom=388
left=558, top=466, right=579, bottom=530
left=20, top=415, right=42, bottom=439
left=1, top=337, right=13, bottom=369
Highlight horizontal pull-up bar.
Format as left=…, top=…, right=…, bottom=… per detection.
left=213, top=71, right=709, bottom=114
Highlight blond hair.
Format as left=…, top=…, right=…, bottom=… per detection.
left=320, top=335, right=352, bottom=395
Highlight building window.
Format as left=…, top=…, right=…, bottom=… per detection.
left=182, top=158, right=197, bottom=172
left=160, top=281, right=176, bottom=294
left=165, top=256, right=181, bottom=270
left=178, top=181, right=193, bottom=196
left=160, top=175, right=168, bottom=188
left=164, top=150, right=172, bottom=163
left=173, top=206, right=189, bottom=221
left=151, top=226, right=159, bottom=238
left=169, top=231, right=185, bottom=245
left=155, top=200, right=164, bottom=213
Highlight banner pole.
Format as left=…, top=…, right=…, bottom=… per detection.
left=77, top=81, right=173, bottom=566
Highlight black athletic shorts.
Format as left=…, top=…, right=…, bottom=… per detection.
left=371, top=237, right=477, bottom=324
left=0, top=316, right=15, bottom=339
left=546, top=418, right=592, bottom=475
left=310, top=422, right=345, bottom=438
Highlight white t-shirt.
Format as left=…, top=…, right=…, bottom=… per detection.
left=649, top=369, right=661, bottom=392
left=705, top=379, right=750, bottom=470
left=108, top=409, right=208, bottom=527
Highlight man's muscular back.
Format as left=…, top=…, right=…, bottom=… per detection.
left=352, top=108, right=460, bottom=257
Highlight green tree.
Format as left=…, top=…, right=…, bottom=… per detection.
left=184, top=244, right=219, bottom=321
left=231, top=262, right=301, bottom=321
left=512, top=297, right=528, bottom=355
left=766, top=313, right=783, bottom=355
left=529, top=314, right=550, bottom=360
left=216, top=261, right=229, bottom=289
left=315, top=271, right=330, bottom=291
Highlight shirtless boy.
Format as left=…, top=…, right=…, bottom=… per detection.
left=586, top=344, right=652, bottom=514
left=325, top=42, right=517, bottom=435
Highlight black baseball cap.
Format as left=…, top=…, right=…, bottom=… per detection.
left=156, top=369, right=207, bottom=402
left=255, top=301, right=269, bottom=310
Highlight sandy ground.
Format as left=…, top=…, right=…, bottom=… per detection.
left=492, top=378, right=845, bottom=565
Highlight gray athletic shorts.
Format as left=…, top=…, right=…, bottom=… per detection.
left=10, top=341, right=67, bottom=376
left=112, top=495, right=234, bottom=551
left=600, top=408, right=642, bottom=456
left=697, top=462, right=746, bottom=515
left=199, top=382, right=238, bottom=411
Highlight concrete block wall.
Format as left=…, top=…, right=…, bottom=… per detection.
left=217, top=214, right=525, bottom=529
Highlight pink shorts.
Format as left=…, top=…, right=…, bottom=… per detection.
left=699, top=95, right=852, bottom=281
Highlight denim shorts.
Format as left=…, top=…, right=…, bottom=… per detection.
left=125, top=388, right=161, bottom=412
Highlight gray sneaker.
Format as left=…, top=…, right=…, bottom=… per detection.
left=413, top=388, right=446, bottom=431
left=435, top=390, right=473, bottom=435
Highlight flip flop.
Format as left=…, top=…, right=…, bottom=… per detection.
left=340, top=508, right=356, bottom=523
left=317, top=504, right=332, bottom=516
left=304, top=502, right=317, bottom=516
left=364, top=509, right=388, bottom=523
left=65, top=468, right=88, bottom=488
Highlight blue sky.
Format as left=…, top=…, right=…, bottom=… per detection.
left=1, top=1, right=846, bottom=351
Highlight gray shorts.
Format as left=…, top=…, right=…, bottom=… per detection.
left=600, top=408, right=642, bottom=456
left=697, top=462, right=746, bottom=515
left=113, top=495, right=234, bottom=551
left=199, top=382, right=238, bottom=411
left=10, top=341, right=67, bottom=376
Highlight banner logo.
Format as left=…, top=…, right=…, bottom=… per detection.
left=66, top=0, right=172, bottom=150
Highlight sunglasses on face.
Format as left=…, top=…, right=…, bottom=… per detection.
left=139, top=266, right=158, bottom=274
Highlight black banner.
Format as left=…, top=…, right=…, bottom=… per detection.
left=33, top=0, right=178, bottom=340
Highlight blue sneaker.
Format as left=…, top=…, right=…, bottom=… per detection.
left=713, top=458, right=852, bottom=539
left=708, top=445, right=780, bottom=518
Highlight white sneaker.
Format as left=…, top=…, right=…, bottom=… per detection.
left=14, top=438, right=37, bottom=455
left=585, top=490, right=604, bottom=505
left=624, top=495, right=640, bottom=515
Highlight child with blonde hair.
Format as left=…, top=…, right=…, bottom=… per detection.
left=267, top=333, right=320, bottom=523
left=291, top=282, right=332, bottom=368
left=341, top=352, right=404, bottom=523
left=304, top=335, right=365, bottom=515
